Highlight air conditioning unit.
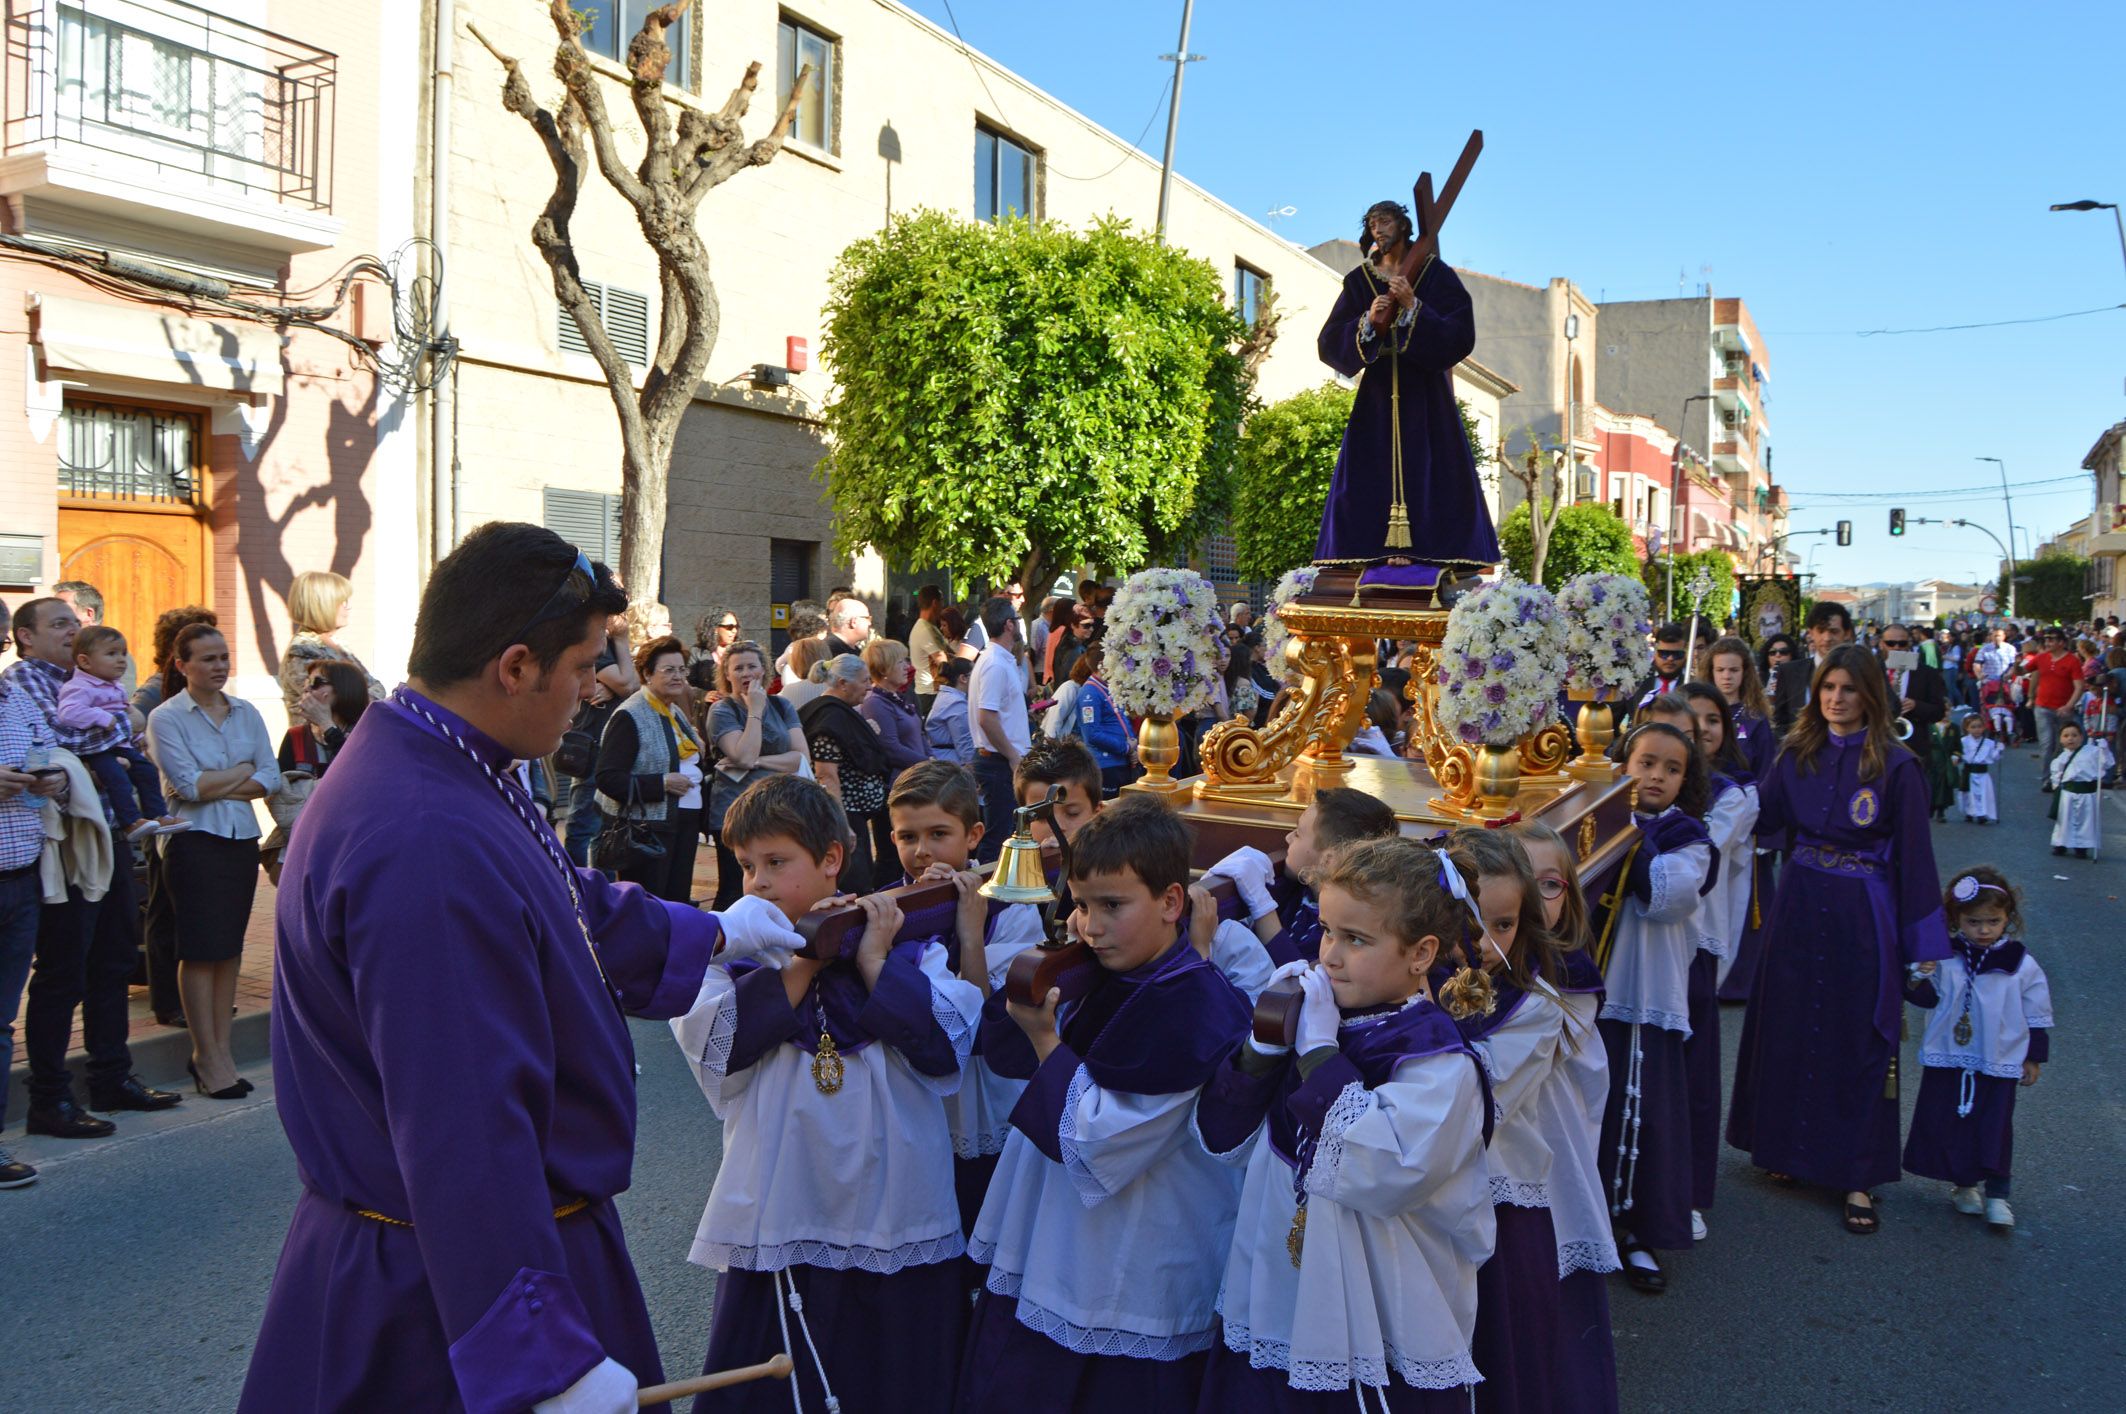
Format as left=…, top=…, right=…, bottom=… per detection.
left=1722, top=409, right=1741, bottom=428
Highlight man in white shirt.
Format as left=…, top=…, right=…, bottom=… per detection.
left=967, top=596, right=1030, bottom=863
left=906, top=585, right=949, bottom=716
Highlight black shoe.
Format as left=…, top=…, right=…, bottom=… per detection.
left=187, top=1061, right=246, bottom=1101
left=2076, top=848, right=2092, bottom=859
left=155, top=1012, right=187, bottom=1028
left=0, top=1148, right=35, bottom=1188
left=1620, top=1239, right=1667, bottom=1293
left=25, top=1099, right=116, bottom=1139
left=2053, top=846, right=2067, bottom=856
left=89, top=1075, right=182, bottom=1113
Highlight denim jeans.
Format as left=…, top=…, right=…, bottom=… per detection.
left=2035, top=707, right=2065, bottom=772
left=972, top=752, right=1016, bottom=866
left=25, top=839, right=137, bottom=1104
left=560, top=772, right=603, bottom=867
left=0, top=869, right=43, bottom=1126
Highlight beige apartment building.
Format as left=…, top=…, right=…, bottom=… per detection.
left=424, top=0, right=1358, bottom=646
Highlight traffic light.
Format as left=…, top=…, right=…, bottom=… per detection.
left=1889, top=508, right=1906, bottom=536
left=1836, top=520, right=1852, bottom=546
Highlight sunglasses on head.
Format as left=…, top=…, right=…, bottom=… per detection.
left=509, top=549, right=595, bottom=647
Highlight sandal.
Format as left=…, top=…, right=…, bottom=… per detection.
left=1843, top=1196, right=1880, bottom=1235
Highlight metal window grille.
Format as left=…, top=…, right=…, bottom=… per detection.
left=57, top=400, right=198, bottom=503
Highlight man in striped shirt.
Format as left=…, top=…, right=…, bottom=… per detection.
left=2, top=602, right=73, bottom=1186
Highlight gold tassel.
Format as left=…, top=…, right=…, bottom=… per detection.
left=1883, top=1051, right=1898, bottom=1100
left=1748, top=854, right=1761, bottom=930
left=1385, top=504, right=1412, bottom=549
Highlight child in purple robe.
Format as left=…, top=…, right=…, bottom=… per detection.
left=672, top=774, right=983, bottom=1413
left=959, top=797, right=1253, bottom=1413
left=1206, top=788, right=1402, bottom=969
left=1508, top=821, right=1619, bottom=1414
left=880, top=761, right=1045, bottom=1244
left=1727, top=644, right=1952, bottom=1236
left=1680, top=684, right=1759, bottom=1238
left=1195, top=836, right=1495, bottom=1411
left=1445, top=828, right=1569, bottom=1414
left=1902, top=867, right=2051, bottom=1229
left=1598, top=721, right=1718, bottom=1293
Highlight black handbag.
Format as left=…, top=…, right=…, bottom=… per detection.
left=593, top=776, right=668, bottom=874
left=553, top=707, right=598, bottom=778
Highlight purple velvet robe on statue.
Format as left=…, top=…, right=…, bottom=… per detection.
left=1314, top=258, right=1500, bottom=569
left=239, top=692, right=723, bottom=1414
left=1726, top=729, right=1949, bottom=1192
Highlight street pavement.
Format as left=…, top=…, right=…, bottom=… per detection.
left=3, top=745, right=2120, bottom=1411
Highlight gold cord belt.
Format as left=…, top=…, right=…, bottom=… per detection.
left=352, top=1196, right=593, bottom=1229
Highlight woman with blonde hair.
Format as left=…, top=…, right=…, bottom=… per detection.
left=276, top=570, right=383, bottom=722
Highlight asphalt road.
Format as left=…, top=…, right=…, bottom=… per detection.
left=4, top=744, right=2120, bottom=1411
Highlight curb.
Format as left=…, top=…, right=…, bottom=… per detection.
left=4, top=1005, right=273, bottom=1128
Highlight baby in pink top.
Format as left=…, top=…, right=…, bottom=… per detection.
left=57, top=626, right=188, bottom=841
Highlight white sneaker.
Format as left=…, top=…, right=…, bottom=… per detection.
left=153, top=816, right=194, bottom=835
left=123, top=818, right=159, bottom=843
left=1951, top=1185, right=1984, bottom=1215
left=1690, top=1210, right=1707, bottom=1242
left=1985, top=1198, right=2014, bottom=1228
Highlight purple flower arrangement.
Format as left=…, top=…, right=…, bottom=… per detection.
left=1434, top=573, right=1567, bottom=747
left=1105, top=568, right=1226, bottom=718
left=1557, top=573, right=1652, bottom=700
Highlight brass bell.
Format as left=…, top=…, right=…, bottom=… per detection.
left=981, top=789, right=1061, bottom=905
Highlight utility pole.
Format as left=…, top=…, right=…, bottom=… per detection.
left=1976, top=456, right=2018, bottom=620
left=1154, top=0, right=1200, bottom=242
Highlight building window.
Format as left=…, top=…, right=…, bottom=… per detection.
left=558, top=280, right=652, bottom=366
left=578, top=1, right=690, bottom=88
left=777, top=15, right=836, bottom=153
left=543, top=487, right=622, bottom=566
left=1234, top=263, right=1269, bottom=328
left=58, top=399, right=199, bottom=505
left=975, top=124, right=1035, bottom=222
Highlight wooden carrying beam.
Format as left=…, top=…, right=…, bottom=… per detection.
left=781, top=841, right=1062, bottom=960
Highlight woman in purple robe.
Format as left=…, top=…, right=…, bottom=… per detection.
left=1726, top=645, right=1951, bottom=1235
left=238, top=525, right=805, bottom=1414
left=1313, top=202, right=1499, bottom=573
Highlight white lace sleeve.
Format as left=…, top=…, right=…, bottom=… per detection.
left=1055, top=1067, right=1201, bottom=1208
left=669, top=966, right=747, bottom=1116
left=1644, top=842, right=1712, bottom=924
left=1302, top=1055, right=1488, bottom=1220
left=908, top=941, right=981, bottom=1096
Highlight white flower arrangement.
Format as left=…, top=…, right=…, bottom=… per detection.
left=1434, top=573, right=1567, bottom=747
left=1556, top=573, right=1652, bottom=701
left=1261, top=565, right=1318, bottom=682
left=1105, top=568, right=1227, bottom=718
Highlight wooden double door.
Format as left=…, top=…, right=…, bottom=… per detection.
left=56, top=503, right=207, bottom=675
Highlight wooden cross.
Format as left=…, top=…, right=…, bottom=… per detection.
left=1369, top=129, right=1484, bottom=332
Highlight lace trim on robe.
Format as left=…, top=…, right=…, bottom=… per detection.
left=909, top=973, right=974, bottom=1097
left=1055, top=1065, right=1110, bottom=1207
left=1488, top=1174, right=1551, bottom=1209
left=1646, top=851, right=1697, bottom=919
left=1221, top=1318, right=1483, bottom=1393
left=1917, top=1051, right=2029, bottom=1081
left=1598, top=1003, right=1693, bottom=1035
left=951, top=1124, right=1013, bottom=1160
left=1300, top=1081, right=1372, bottom=1200
left=1557, top=1237, right=1620, bottom=1278
left=705, top=1230, right=964, bottom=1274
left=982, top=1265, right=1214, bottom=1360
left=697, top=988, right=738, bottom=1075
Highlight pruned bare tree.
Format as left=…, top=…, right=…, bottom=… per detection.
left=1504, top=427, right=1568, bottom=584
left=468, top=1, right=806, bottom=607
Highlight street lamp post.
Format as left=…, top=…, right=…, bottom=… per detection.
left=1976, top=456, right=2018, bottom=620
left=1668, top=392, right=1715, bottom=620
left=1154, top=0, right=1201, bottom=242
left=2048, top=200, right=2126, bottom=288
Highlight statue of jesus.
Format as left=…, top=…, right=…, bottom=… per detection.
left=1313, top=200, right=1499, bottom=576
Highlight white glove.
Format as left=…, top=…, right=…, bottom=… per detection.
left=712, top=893, right=804, bottom=967
left=1294, top=965, right=1342, bottom=1055
left=1245, top=959, right=1312, bottom=1059
left=532, top=1355, right=637, bottom=1414
left=1207, top=846, right=1279, bottom=922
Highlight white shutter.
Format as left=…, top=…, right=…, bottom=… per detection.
left=604, top=287, right=651, bottom=365
left=542, top=487, right=622, bottom=565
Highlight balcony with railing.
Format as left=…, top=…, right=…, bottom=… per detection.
left=1, top=0, right=339, bottom=254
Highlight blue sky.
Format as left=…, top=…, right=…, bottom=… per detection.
left=901, top=0, right=2126, bottom=588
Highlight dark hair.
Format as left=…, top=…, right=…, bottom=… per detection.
left=162, top=622, right=227, bottom=703
left=53, top=580, right=104, bottom=616
left=1622, top=693, right=1696, bottom=751
left=1446, top=827, right=1563, bottom=990
left=980, top=595, right=1015, bottom=643
left=1070, top=642, right=1101, bottom=685
left=8, top=596, right=64, bottom=652
left=888, top=760, right=982, bottom=829
left=917, top=584, right=943, bottom=612
left=1787, top=643, right=1901, bottom=783
left=1943, top=865, right=2023, bottom=935
left=311, top=660, right=373, bottom=729
left=692, top=605, right=736, bottom=651
left=939, top=606, right=968, bottom=642
left=150, top=606, right=218, bottom=672
left=1046, top=598, right=1077, bottom=632
left=633, top=633, right=687, bottom=681
left=1804, top=601, right=1854, bottom=634
left=1357, top=199, right=1413, bottom=256
left=1311, top=786, right=1399, bottom=851
left=1067, top=794, right=1191, bottom=896
left=1619, top=720, right=1711, bottom=818
left=1699, top=635, right=1771, bottom=721
left=722, top=773, right=849, bottom=865
left=1015, top=737, right=1101, bottom=802
left=73, top=624, right=126, bottom=661
left=1678, top=681, right=1748, bottom=776
left=937, top=656, right=973, bottom=690
left=1653, top=622, right=1691, bottom=646
left=407, top=522, right=627, bottom=687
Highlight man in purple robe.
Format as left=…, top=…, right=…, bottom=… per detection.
left=239, top=523, right=803, bottom=1414
left=1314, top=201, right=1500, bottom=575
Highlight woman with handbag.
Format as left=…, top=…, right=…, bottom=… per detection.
left=799, top=655, right=892, bottom=892
left=262, top=662, right=372, bottom=883
left=705, top=640, right=809, bottom=908
left=593, top=636, right=706, bottom=903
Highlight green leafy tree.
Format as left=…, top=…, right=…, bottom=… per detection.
left=2001, top=553, right=2090, bottom=624
left=1498, top=500, right=1639, bottom=590
left=1643, top=548, right=1737, bottom=625
left=1230, top=383, right=1353, bottom=582
left=818, top=210, right=1248, bottom=593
